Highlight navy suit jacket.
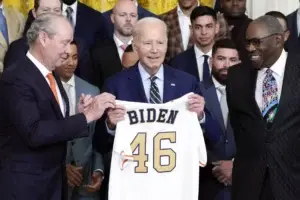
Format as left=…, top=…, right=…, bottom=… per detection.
left=103, top=5, right=157, bottom=37
left=170, top=47, right=201, bottom=81
left=199, top=78, right=236, bottom=200
left=286, top=10, right=300, bottom=54
left=0, top=56, right=89, bottom=200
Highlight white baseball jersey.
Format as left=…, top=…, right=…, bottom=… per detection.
left=109, top=93, right=207, bottom=200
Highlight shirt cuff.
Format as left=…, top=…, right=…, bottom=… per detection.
left=105, top=119, right=116, bottom=136
left=199, top=113, right=206, bottom=124
left=94, top=169, right=105, bottom=180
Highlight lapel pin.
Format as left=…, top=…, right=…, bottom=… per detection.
left=171, top=83, right=176, bottom=86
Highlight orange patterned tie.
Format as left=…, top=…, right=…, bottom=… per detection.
left=46, top=73, right=59, bottom=104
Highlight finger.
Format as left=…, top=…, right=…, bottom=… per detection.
left=68, top=175, right=82, bottom=187
left=83, top=185, right=97, bottom=193
left=104, top=102, right=116, bottom=109
left=99, top=92, right=116, bottom=101
left=83, top=94, right=92, bottom=104
left=69, top=168, right=83, bottom=182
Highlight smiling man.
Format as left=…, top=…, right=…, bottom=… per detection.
left=227, top=15, right=300, bottom=200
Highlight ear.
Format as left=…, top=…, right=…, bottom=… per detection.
left=39, top=31, right=49, bottom=47
left=209, top=56, right=212, bottom=66
left=215, top=21, right=220, bottom=35
left=132, top=41, right=138, bottom=53
left=110, top=13, right=115, bottom=24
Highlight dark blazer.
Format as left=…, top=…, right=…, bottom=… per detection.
left=170, top=47, right=200, bottom=81
left=286, top=10, right=300, bottom=54
left=160, top=7, right=193, bottom=62
left=0, top=56, right=89, bottom=200
left=3, top=36, right=27, bottom=68
left=102, top=5, right=157, bottom=37
left=23, top=2, right=108, bottom=49
left=90, top=38, right=123, bottom=89
left=199, top=78, right=236, bottom=200
left=227, top=53, right=300, bottom=200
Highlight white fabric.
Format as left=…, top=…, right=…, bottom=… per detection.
left=194, top=46, right=212, bottom=81
left=63, top=1, right=78, bottom=26
left=109, top=93, right=207, bottom=200
left=62, top=75, right=76, bottom=116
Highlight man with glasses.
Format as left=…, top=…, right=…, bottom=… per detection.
left=265, top=11, right=290, bottom=44
left=227, top=15, right=300, bottom=200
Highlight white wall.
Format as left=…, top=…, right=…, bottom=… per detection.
left=246, top=0, right=299, bottom=19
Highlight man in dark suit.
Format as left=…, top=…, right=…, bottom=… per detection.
left=286, top=5, right=300, bottom=53
left=0, top=14, right=115, bottom=200
left=91, top=0, right=138, bottom=89
left=199, top=39, right=238, bottom=200
left=102, top=0, right=156, bottom=37
left=170, top=6, right=219, bottom=83
left=4, top=0, right=62, bottom=68
left=160, top=0, right=198, bottom=62
left=93, top=17, right=206, bottom=200
left=265, top=11, right=290, bottom=44
left=227, top=15, right=300, bottom=200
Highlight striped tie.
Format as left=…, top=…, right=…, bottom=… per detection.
left=149, top=76, right=161, bottom=104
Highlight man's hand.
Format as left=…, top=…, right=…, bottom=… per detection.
left=107, top=105, right=126, bottom=130
left=78, top=94, right=93, bottom=113
left=83, top=172, right=104, bottom=193
left=83, top=93, right=116, bottom=123
left=66, top=164, right=83, bottom=187
left=212, top=160, right=233, bottom=186
left=187, top=94, right=205, bottom=120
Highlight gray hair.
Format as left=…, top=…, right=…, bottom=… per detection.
left=26, top=13, right=67, bottom=46
left=132, top=17, right=167, bottom=41
left=253, top=15, right=284, bottom=35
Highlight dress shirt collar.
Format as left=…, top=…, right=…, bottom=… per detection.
left=62, top=75, right=75, bottom=87
left=63, top=1, right=78, bottom=13
left=194, top=45, right=212, bottom=58
left=177, top=2, right=200, bottom=16
left=26, top=51, right=51, bottom=78
left=138, top=62, right=164, bottom=82
left=212, top=76, right=224, bottom=90
left=257, top=50, right=287, bottom=79
left=113, top=34, right=132, bottom=47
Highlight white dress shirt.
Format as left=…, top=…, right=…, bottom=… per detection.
left=113, top=34, right=132, bottom=60
left=212, top=77, right=225, bottom=102
left=26, top=52, right=65, bottom=116
left=177, top=6, right=191, bottom=50
left=255, top=50, right=287, bottom=112
left=62, top=75, right=76, bottom=116
left=63, top=1, right=78, bottom=26
left=194, top=45, right=212, bottom=81
left=297, top=9, right=300, bottom=36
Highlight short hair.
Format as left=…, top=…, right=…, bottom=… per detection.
left=34, top=0, right=63, bottom=10
left=26, top=13, right=65, bottom=47
left=252, top=15, right=283, bottom=35
left=212, top=38, right=239, bottom=57
left=265, top=11, right=288, bottom=30
left=190, top=6, right=217, bottom=23
left=133, top=17, right=167, bottom=41
left=124, top=44, right=134, bottom=53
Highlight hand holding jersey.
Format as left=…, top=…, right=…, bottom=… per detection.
left=107, top=93, right=205, bottom=129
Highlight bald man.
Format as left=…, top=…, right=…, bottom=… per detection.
left=227, top=15, right=300, bottom=200
left=91, top=0, right=138, bottom=89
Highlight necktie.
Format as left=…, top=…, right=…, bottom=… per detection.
left=47, top=73, right=59, bottom=105
left=149, top=76, right=161, bottom=104
left=120, top=44, right=128, bottom=51
left=0, top=8, right=8, bottom=44
left=218, top=86, right=228, bottom=128
left=63, top=83, right=75, bottom=116
left=262, top=69, right=278, bottom=123
left=203, top=55, right=211, bottom=82
left=66, top=7, right=74, bottom=27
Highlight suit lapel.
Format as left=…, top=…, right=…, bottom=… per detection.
left=272, top=55, right=300, bottom=130
left=163, top=66, right=178, bottom=102
left=127, top=66, right=148, bottom=103
left=54, top=72, right=69, bottom=117
left=203, top=80, right=226, bottom=132
left=249, top=67, right=264, bottom=120
left=24, top=58, right=64, bottom=119
left=186, top=48, right=200, bottom=81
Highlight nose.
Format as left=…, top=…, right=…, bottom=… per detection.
left=200, top=27, right=207, bottom=35
left=150, top=43, right=158, bottom=54
left=232, top=0, right=238, bottom=5
left=246, top=42, right=256, bottom=53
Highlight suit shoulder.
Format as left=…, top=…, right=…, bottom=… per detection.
left=287, top=10, right=297, bottom=19
left=79, top=2, right=102, bottom=16
left=9, top=37, right=27, bottom=47
left=169, top=48, right=192, bottom=66
left=138, top=6, right=156, bottom=17
left=75, top=76, right=100, bottom=93
left=1, top=58, right=28, bottom=82
left=166, top=65, right=197, bottom=81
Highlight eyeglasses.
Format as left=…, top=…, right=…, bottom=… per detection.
left=244, top=33, right=279, bottom=48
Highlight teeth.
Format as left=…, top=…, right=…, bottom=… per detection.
left=251, top=55, right=259, bottom=60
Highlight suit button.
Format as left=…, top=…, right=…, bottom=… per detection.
left=225, top=140, right=228, bottom=144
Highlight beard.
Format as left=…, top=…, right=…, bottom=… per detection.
left=212, top=67, right=227, bottom=85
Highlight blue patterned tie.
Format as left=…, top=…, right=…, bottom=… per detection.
left=149, top=76, right=161, bottom=104
left=262, top=69, right=278, bottom=123
left=0, top=8, right=8, bottom=44
left=203, top=55, right=211, bottom=82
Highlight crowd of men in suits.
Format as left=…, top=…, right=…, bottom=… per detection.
left=1, top=0, right=300, bottom=200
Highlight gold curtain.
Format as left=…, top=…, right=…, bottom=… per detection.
left=6, top=0, right=216, bottom=15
